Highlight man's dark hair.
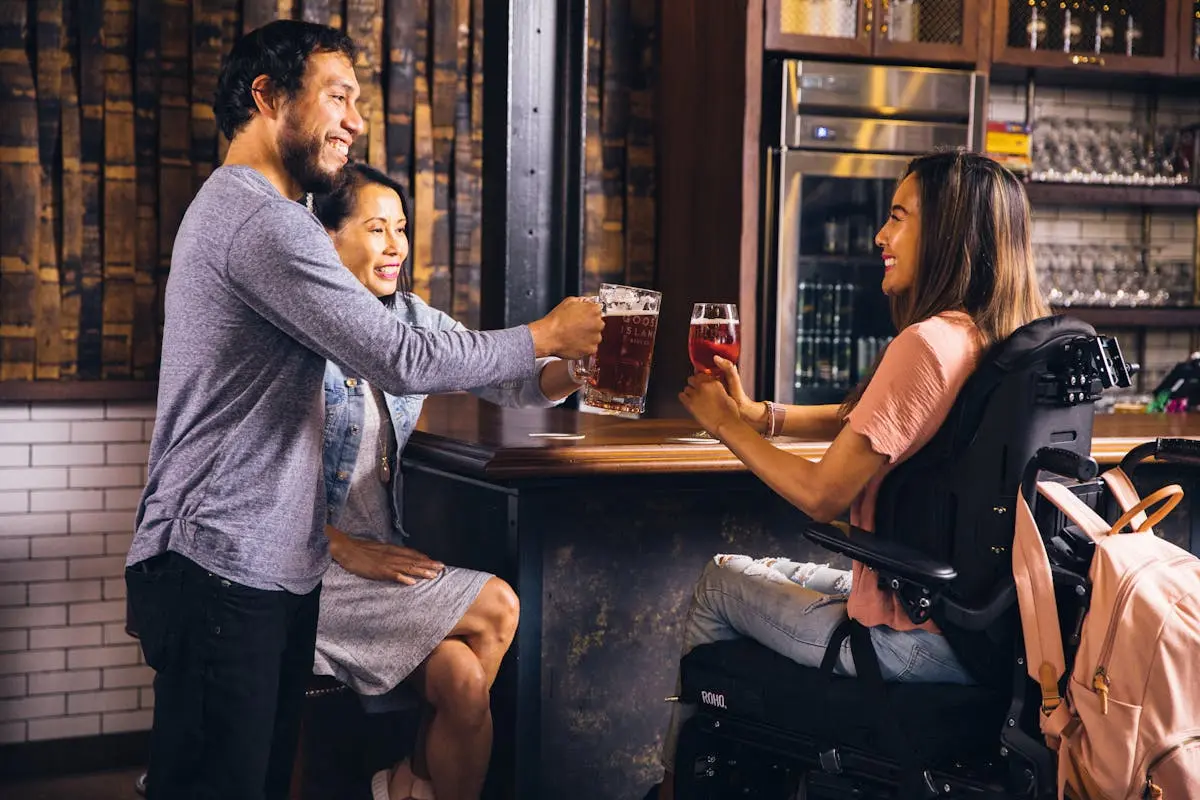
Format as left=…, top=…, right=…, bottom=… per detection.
left=215, top=20, right=358, bottom=141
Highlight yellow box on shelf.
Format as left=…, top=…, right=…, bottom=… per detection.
left=986, top=121, right=1032, bottom=174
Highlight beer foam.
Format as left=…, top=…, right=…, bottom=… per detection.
left=691, top=318, right=739, bottom=325
left=603, top=308, right=660, bottom=316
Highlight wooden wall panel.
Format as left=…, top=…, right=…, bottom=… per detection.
left=2, top=0, right=501, bottom=389
left=346, top=0, right=385, bottom=169
left=411, top=0, right=435, bottom=304
left=624, top=1, right=657, bottom=290
left=157, top=0, right=192, bottom=362
left=385, top=0, right=415, bottom=196
left=599, top=0, right=628, bottom=288
left=581, top=0, right=659, bottom=297
left=300, top=0, right=333, bottom=25
left=191, top=1, right=223, bottom=191
left=467, top=0, right=484, bottom=323
left=133, top=1, right=160, bottom=378
left=428, top=0, right=455, bottom=312
left=35, top=1, right=64, bottom=380
left=59, top=23, right=83, bottom=380
left=451, top=0, right=479, bottom=329
left=102, top=0, right=137, bottom=378
left=583, top=0, right=606, bottom=296
left=0, top=1, right=41, bottom=381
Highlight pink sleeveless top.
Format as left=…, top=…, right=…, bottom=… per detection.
left=843, top=311, right=984, bottom=632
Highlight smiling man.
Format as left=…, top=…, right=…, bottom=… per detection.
left=124, top=20, right=601, bottom=800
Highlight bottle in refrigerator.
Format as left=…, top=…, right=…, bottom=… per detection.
left=834, top=335, right=853, bottom=386
left=818, top=282, right=836, bottom=331
left=797, top=281, right=814, bottom=332
left=837, top=283, right=857, bottom=334
left=815, top=335, right=834, bottom=385
left=796, top=333, right=816, bottom=387
left=822, top=218, right=849, bottom=254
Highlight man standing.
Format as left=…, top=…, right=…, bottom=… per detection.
left=125, top=20, right=601, bottom=800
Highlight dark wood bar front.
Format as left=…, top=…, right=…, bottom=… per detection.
left=399, top=395, right=1200, bottom=799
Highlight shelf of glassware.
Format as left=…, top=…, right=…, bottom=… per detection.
left=1053, top=306, right=1200, bottom=327
left=1025, top=182, right=1200, bottom=208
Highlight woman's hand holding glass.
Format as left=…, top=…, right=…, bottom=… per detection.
left=707, top=355, right=771, bottom=434
left=679, top=371, right=742, bottom=440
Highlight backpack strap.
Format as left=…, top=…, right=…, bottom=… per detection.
left=1036, top=481, right=1112, bottom=540
left=1101, top=468, right=1149, bottom=532
left=1013, top=490, right=1067, bottom=725
left=1108, top=484, right=1183, bottom=535
left=1012, top=482, right=1111, bottom=745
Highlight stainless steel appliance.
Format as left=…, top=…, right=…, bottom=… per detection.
left=761, top=60, right=986, bottom=405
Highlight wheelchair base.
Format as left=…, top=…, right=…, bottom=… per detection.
left=675, top=711, right=1029, bottom=800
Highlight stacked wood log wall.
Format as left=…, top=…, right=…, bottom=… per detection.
left=582, top=0, right=657, bottom=297
left=0, top=0, right=494, bottom=384
left=1, top=0, right=660, bottom=386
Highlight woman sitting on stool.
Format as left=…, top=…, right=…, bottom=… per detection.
left=311, top=163, right=585, bottom=800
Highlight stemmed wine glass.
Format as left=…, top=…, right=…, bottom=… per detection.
left=685, top=303, right=740, bottom=440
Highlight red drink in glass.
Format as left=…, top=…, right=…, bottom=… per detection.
left=689, top=321, right=741, bottom=375
left=688, top=303, right=740, bottom=376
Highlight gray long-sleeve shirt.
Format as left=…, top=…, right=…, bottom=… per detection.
left=126, top=166, right=536, bottom=592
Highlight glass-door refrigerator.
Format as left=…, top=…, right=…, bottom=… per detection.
left=760, top=60, right=985, bottom=405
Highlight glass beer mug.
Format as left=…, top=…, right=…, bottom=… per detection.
left=569, top=283, right=662, bottom=416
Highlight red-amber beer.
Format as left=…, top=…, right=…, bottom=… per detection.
left=582, top=310, right=660, bottom=415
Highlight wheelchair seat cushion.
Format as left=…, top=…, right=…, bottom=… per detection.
left=680, top=639, right=1010, bottom=766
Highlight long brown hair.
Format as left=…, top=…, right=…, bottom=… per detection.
left=840, top=150, right=1048, bottom=415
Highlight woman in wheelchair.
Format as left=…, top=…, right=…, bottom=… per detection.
left=652, top=151, right=1049, bottom=799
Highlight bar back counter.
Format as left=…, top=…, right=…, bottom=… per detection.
left=399, top=394, right=1200, bottom=800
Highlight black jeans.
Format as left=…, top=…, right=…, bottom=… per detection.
left=126, top=551, right=321, bottom=800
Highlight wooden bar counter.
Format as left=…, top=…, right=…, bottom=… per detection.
left=399, top=395, right=1200, bottom=800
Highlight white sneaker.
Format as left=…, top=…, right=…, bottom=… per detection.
left=372, top=758, right=436, bottom=800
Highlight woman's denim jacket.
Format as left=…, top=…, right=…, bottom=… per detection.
left=322, top=295, right=560, bottom=540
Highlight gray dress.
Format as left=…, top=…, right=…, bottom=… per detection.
left=312, top=384, right=491, bottom=695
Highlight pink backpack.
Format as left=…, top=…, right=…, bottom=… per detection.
left=1014, top=460, right=1200, bottom=799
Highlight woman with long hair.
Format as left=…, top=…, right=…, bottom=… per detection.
left=311, top=163, right=584, bottom=800
left=649, top=151, right=1048, bottom=799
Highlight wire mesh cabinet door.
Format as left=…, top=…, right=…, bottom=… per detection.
left=872, top=0, right=986, bottom=64
left=992, top=0, right=1182, bottom=75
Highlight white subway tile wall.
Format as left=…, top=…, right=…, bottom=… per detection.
left=0, top=401, right=154, bottom=744
left=989, top=84, right=1200, bottom=391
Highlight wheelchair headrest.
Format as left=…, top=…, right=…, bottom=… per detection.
left=984, top=315, right=1096, bottom=371
left=971, top=314, right=1133, bottom=408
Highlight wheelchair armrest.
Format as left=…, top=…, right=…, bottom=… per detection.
left=941, top=582, right=1018, bottom=631
left=803, top=522, right=958, bottom=587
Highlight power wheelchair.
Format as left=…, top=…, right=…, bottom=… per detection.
left=673, top=315, right=1138, bottom=799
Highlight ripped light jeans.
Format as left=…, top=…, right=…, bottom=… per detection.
left=660, top=554, right=974, bottom=770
